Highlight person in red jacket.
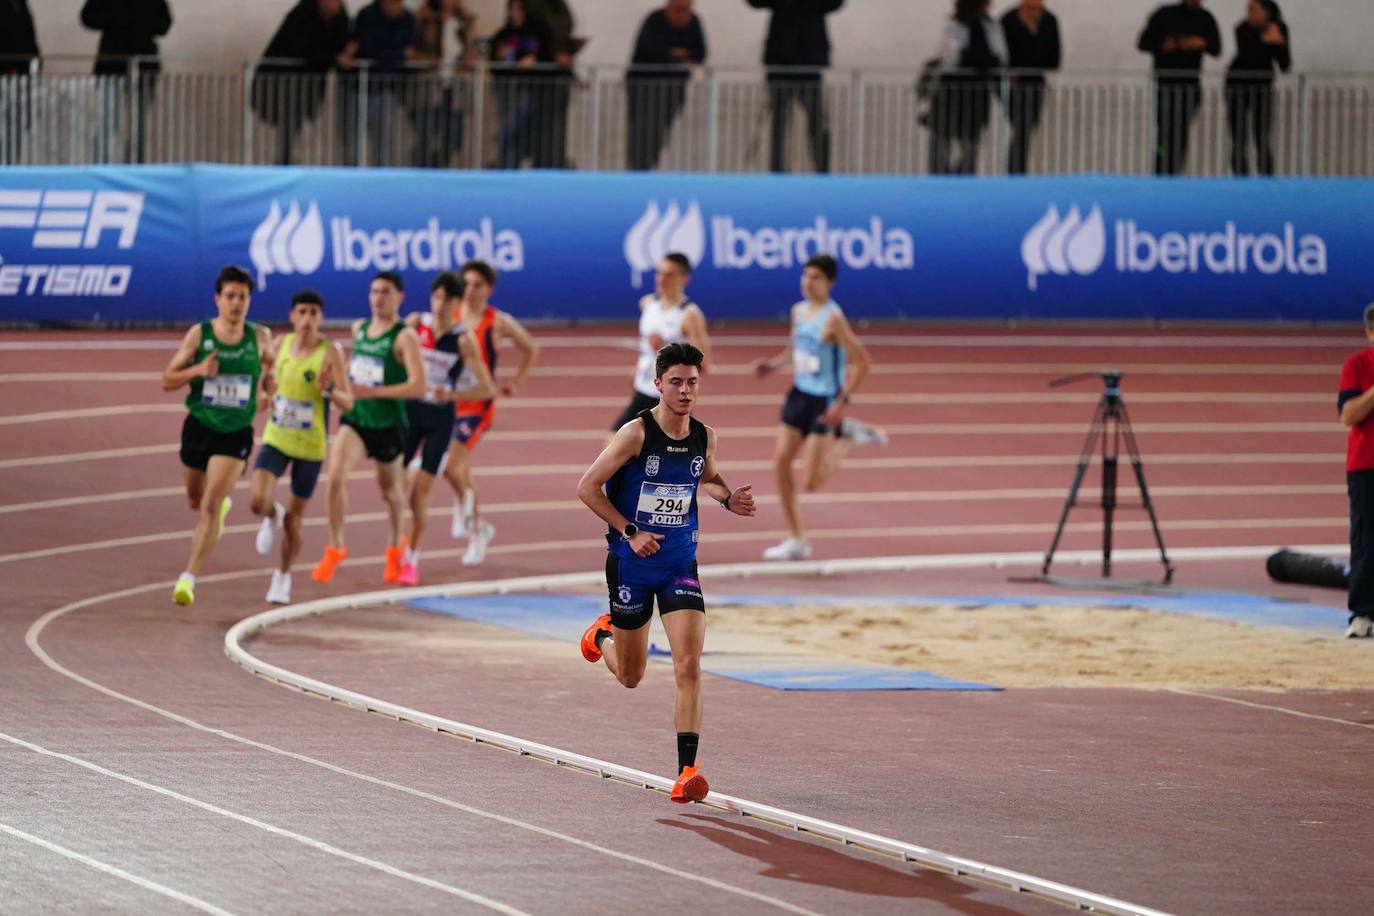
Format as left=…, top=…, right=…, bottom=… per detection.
left=1337, top=302, right=1374, bottom=639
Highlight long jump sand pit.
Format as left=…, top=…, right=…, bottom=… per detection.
left=707, top=601, right=1374, bottom=690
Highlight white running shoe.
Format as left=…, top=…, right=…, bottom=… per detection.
left=462, top=521, right=495, bottom=566
left=763, top=537, right=812, bottom=561
left=265, top=569, right=292, bottom=605
left=255, top=502, right=284, bottom=556
left=451, top=489, right=473, bottom=539
left=1346, top=616, right=1373, bottom=638
left=841, top=417, right=889, bottom=447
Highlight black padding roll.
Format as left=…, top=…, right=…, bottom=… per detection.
left=1266, top=549, right=1349, bottom=590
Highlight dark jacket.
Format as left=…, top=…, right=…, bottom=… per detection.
left=80, top=0, right=172, bottom=76
left=1137, top=2, right=1220, bottom=79
left=255, top=0, right=352, bottom=124
left=747, top=0, right=843, bottom=70
left=522, top=0, right=576, bottom=62
left=1001, top=7, right=1060, bottom=82
left=629, top=9, right=707, bottom=80
left=1227, top=19, right=1291, bottom=83
left=488, top=20, right=555, bottom=77
left=354, top=1, right=417, bottom=74
left=0, top=0, right=40, bottom=76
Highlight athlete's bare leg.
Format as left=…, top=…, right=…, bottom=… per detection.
left=661, top=609, right=705, bottom=733
left=280, top=495, right=309, bottom=573
left=442, top=439, right=479, bottom=523
left=375, top=456, right=406, bottom=548
left=406, top=470, right=437, bottom=550
left=247, top=468, right=277, bottom=518
left=183, top=467, right=206, bottom=511
left=183, top=455, right=242, bottom=576
left=325, top=425, right=367, bottom=550
left=771, top=425, right=806, bottom=540
left=601, top=621, right=650, bottom=688
left=800, top=431, right=850, bottom=492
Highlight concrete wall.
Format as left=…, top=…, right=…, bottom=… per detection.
left=30, top=1, right=1374, bottom=75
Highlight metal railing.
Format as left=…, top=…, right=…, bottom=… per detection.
left=1, top=58, right=1371, bottom=176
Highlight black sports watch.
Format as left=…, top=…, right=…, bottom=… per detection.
left=622, top=523, right=639, bottom=540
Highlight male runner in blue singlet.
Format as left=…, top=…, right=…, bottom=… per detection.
left=576, top=342, right=756, bottom=804
left=753, top=254, right=886, bottom=561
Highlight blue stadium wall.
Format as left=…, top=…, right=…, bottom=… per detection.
left=1, top=166, right=1370, bottom=324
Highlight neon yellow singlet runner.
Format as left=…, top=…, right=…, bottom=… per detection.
left=262, top=333, right=328, bottom=461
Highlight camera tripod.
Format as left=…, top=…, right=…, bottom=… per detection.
left=1040, top=371, right=1174, bottom=584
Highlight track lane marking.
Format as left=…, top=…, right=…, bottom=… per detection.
left=1165, top=690, right=1374, bottom=731
left=0, top=731, right=530, bottom=915
left=0, top=391, right=1338, bottom=425
left=0, top=423, right=1346, bottom=468
left=0, top=822, right=238, bottom=915
left=0, top=503, right=1348, bottom=566
left=0, top=461, right=1344, bottom=514
left=18, top=593, right=834, bottom=915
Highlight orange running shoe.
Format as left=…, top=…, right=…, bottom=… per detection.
left=383, top=545, right=404, bottom=583
left=311, top=545, right=347, bottom=583
left=670, top=763, right=709, bottom=804
left=580, top=613, right=613, bottom=663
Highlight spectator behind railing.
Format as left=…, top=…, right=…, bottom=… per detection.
left=255, top=0, right=356, bottom=167
left=0, top=0, right=40, bottom=165
left=522, top=0, right=584, bottom=169
left=411, top=0, right=478, bottom=167
left=489, top=0, right=554, bottom=169
left=349, top=0, right=418, bottom=166
left=929, top=0, right=1005, bottom=176
left=80, top=0, right=172, bottom=163
left=1226, top=0, right=1291, bottom=177
left=1137, top=0, right=1221, bottom=176
left=627, top=0, right=707, bottom=172
left=747, top=0, right=843, bottom=174
left=1, top=0, right=40, bottom=76
left=1000, top=0, right=1060, bottom=175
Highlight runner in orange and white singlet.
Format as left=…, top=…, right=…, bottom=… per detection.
left=443, top=259, right=539, bottom=566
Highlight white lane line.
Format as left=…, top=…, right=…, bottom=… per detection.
left=25, top=559, right=1176, bottom=916
left=0, top=372, right=163, bottom=383
left=0, top=731, right=529, bottom=915
left=0, top=362, right=1337, bottom=383
left=0, top=423, right=1345, bottom=468
left=0, top=822, right=237, bottom=915
left=0, top=334, right=1355, bottom=351
left=0, top=404, right=183, bottom=425
left=1165, top=689, right=1374, bottom=731
left=0, top=501, right=1347, bottom=567
left=19, top=595, right=831, bottom=914
left=0, top=444, right=175, bottom=469
left=0, top=392, right=1335, bottom=425
left=0, top=458, right=1343, bottom=515
left=224, top=568, right=1183, bottom=916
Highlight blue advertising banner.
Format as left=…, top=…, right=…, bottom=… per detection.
left=2, top=165, right=1371, bottom=324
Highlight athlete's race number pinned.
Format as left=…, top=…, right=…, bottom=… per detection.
left=349, top=354, right=385, bottom=387
left=793, top=347, right=822, bottom=376
left=272, top=394, right=314, bottom=430
left=201, top=374, right=252, bottom=408
left=636, top=482, right=692, bottom=527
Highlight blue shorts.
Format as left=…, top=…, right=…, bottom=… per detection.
left=253, top=443, right=323, bottom=501
left=604, top=552, right=704, bottom=630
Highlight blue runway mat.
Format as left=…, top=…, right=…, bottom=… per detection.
left=408, top=594, right=1001, bottom=692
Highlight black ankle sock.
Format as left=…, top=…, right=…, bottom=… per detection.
left=677, top=732, right=699, bottom=772
left=594, top=628, right=612, bottom=650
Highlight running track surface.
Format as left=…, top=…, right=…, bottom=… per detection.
left=2, top=325, right=1371, bottom=916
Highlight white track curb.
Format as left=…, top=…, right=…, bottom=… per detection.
left=224, top=545, right=1329, bottom=915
